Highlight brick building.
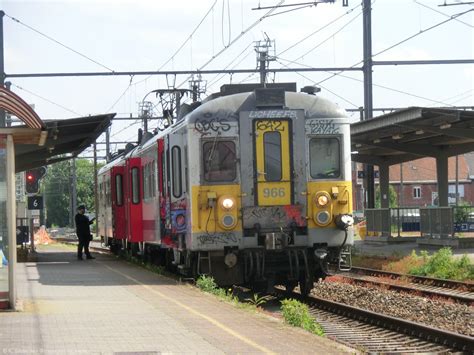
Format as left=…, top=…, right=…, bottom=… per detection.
left=353, top=153, right=474, bottom=210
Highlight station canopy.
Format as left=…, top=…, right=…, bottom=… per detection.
left=350, top=107, right=474, bottom=166
left=15, top=114, right=114, bottom=172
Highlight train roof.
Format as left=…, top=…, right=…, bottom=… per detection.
left=184, top=89, right=347, bottom=124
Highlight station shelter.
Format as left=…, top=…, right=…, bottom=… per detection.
left=0, top=85, right=112, bottom=309
left=351, top=107, right=474, bottom=248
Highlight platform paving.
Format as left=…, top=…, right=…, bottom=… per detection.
left=0, top=244, right=352, bottom=354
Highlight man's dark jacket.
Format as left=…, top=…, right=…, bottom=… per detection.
left=75, top=213, right=93, bottom=240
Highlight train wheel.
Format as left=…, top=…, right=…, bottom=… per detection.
left=284, top=280, right=298, bottom=293
left=298, top=275, right=313, bottom=296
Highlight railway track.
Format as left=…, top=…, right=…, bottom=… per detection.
left=274, top=288, right=474, bottom=353
left=333, top=266, right=474, bottom=305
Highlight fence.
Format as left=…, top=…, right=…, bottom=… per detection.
left=365, top=206, right=473, bottom=239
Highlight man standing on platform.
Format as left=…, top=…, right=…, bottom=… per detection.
left=75, top=205, right=95, bottom=260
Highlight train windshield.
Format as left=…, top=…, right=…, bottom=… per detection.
left=203, top=140, right=236, bottom=182
left=309, top=137, right=341, bottom=179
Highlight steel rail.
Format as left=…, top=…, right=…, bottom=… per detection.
left=275, top=288, right=474, bottom=352
left=349, top=266, right=474, bottom=291
left=335, top=274, right=473, bottom=305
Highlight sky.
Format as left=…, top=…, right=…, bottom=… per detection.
left=1, top=0, right=473, bottom=158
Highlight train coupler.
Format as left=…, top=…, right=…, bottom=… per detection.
left=338, top=247, right=352, bottom=271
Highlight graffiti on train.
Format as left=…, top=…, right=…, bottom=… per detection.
left=307, top=119, right=340, bottom=135
left=197, top=232, right=238, bottom=246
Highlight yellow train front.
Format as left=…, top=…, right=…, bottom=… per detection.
left=181, top=84, right=353, bottom=294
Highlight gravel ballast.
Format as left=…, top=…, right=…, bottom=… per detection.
left=310, top=281, right=473, bottom=337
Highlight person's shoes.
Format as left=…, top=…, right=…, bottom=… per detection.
left=77, top=257, right=83, bottom=261
left=86, top=255, right=95, bottom=260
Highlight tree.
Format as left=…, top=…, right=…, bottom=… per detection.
left=43, top=158, right=104, bottom=227
left=43, top=160, right=70, bottom=227
left=375, top=185, right=398, bottom=208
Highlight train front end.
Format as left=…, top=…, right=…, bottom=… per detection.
left=187, top=86, right=353, bottom=294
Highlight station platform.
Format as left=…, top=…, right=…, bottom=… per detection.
left=0, top=244, right=351, bottom=354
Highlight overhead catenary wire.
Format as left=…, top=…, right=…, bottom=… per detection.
left=277, top=2, right=362, bottom=57
left=314, top=7, right=474, bottom=87
left=276, top=56, right=458, bottom=107
left=4, top=12, right=115, bottom=72
left=176, top=0, right=285, bottom=89
left=11, top=83, right=83, bottom=116
left=275, top=58, right=359, bottom=107
left=134, top=0, right=219, bottom=87
left=103, top=1, right=220, bottom=118
left=414, top=0, right=473, bottom=28
left=289, top=9, right=363, bottom=62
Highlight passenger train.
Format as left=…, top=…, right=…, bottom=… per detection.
left=98, top=83, right=354, bottom=294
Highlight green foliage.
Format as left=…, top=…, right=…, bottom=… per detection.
left=195, top=275, right=240, bottom=303
left=375, top=185, right=398, bottom=208
left=43, top=159, right=104, bottom=227
left=409, top=248, right=474, bottom=281
left=454, top=201, right=471, bottom=223
left=245, top=293, right=271, bottom=307
left=196, top=275, right=219, bottom=293
left=280, top=299, right=324, bottom=336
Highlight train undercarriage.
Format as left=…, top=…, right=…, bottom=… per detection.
left=105, top=236, right=352, bottom=296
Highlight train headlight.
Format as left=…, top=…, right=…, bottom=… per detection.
left=314, top=191, right=331, bottom=208
left=315, top=211, right=331, bottom=226
left=219, top=196, right=236, bottom=211
left=222, top=198, right=235, bottom=210
left=220, top=214, right=237, bottom=229
left=217, top=196, right=238, bottom=229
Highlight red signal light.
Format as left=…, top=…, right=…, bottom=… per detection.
left=27, top=173, right=34, bottom=181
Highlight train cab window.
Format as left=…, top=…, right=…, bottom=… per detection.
left=115, top=174, right=123, bottom=206
left=263, top=132, right=282, bottom=181
left=172, top=146, right=182, bottom=198
left=131, top=167, right=140, bottom=204
left=309, top=137, right=341, bottom=179
left=203, top=140, right=236, bottom=182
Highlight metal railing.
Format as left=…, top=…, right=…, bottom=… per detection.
left=420, top=207, right=453, bottom=238
left=365, top=206, right=474, bottom=239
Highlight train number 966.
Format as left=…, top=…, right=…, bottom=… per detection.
left=263, top=188, right=286, bottom=198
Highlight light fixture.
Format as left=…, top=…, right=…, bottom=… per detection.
left=355, top=143, right=362, bottom=148
left=392, top=134, right=403, bottom=140
left=373, top=138, right=381, bottom=143
left=440, top=122, right=451, bottom=129
left=415, top=129, right=424, bottom=135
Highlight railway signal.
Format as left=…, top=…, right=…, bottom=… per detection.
left=25, top=167, right=47, bottom=194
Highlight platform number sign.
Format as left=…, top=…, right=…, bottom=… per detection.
left=28, top=195, right=43, bottom=210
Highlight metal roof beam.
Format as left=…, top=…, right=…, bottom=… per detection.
left=353, top=140, right=441, bottom=157
left=398, top=123, right=474, bottom=140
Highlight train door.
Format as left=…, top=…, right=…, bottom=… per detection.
left=168, top=132, right=187, bottom=242
left=111, top=166, right=126, bottom=240
left=125, top=157, right=143, bottom=242
left=254, top=119, right=292, bottom=206
left=97, top=173, right=107, bottom=239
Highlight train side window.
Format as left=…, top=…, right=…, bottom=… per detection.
left=142, top=164, right=148, bottom=200
left=203, top=140, right=236, bottom=182
left=172, top=146, right=182, bottom=198
left=309, top=137, right=341, bottom=179
left=152, top=160, right=156, bottom=198
left=131, top=167, right=140, bottom=204
left=263, top=131, right=282, bottom=181
left=115, top=174, right=123, bottom=206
